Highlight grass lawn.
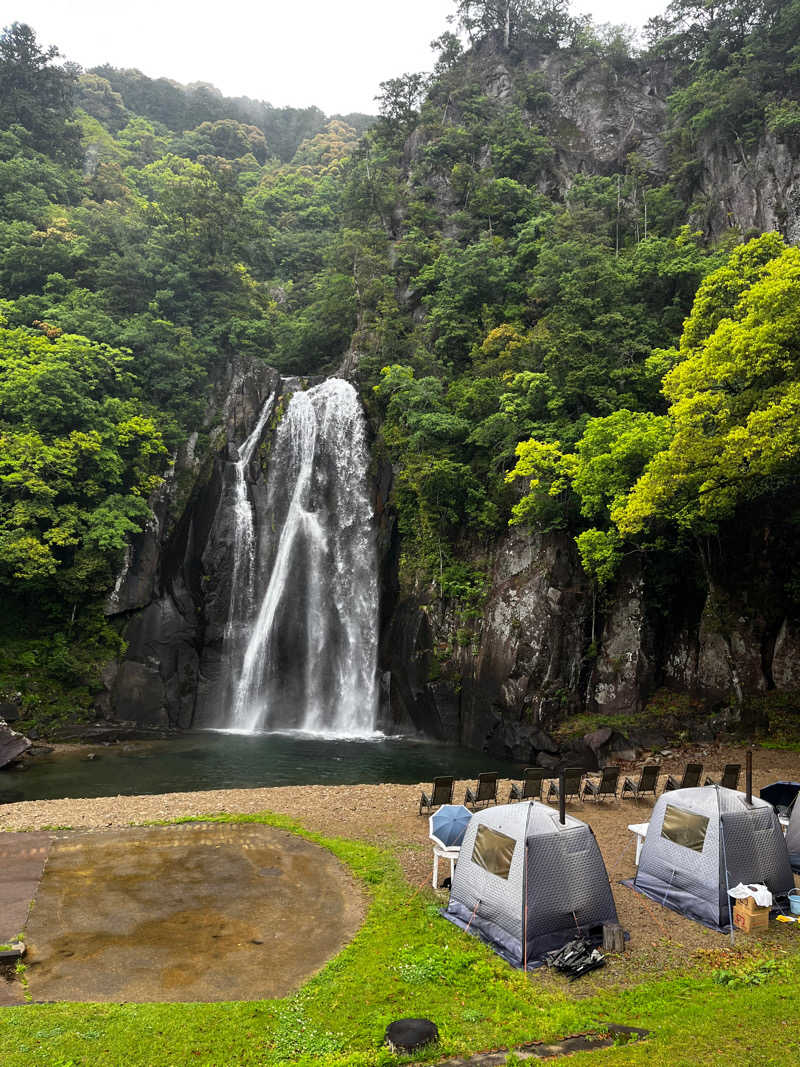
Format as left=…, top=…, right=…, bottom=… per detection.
left=0, top=812, right=797, bottom=1066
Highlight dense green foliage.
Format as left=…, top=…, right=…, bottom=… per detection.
left=2, top=0, right=800, bottom=717
left=506, top=232, right=800, bottom=587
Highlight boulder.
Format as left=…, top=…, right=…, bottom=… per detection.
left=558, top=744, right=598, bottom=771
left=0, top=701, right=20, bottom=723
left=772, top=619, right=800, bottom=690
left=585, top=728, right=641, bottom=766
left=0, top=720, right=31, bottom=769
left=584, top=727, right=613, bottom=753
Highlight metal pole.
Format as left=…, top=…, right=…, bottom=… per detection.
left=522, top=800, right=532, bottom=974
left=746, top=749, right=752, bottom=805
left=719, top=794, right=736, bottom=948
left=523, top=838, right=528, bottom=973
left=559, top=770, right=566, bottom=825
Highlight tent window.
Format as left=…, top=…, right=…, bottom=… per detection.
left=471, top=824, right=515, bottom=879
left=661, top=805, right=709, bottom=852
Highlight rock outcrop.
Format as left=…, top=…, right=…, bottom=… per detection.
left=101, top=356, right=282, bottom=728
left=379, top=514, right=800, bottom=760
left=0, top=719, right=30, bottom=769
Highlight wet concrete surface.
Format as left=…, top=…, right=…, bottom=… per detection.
left=0, top=831, right=53, bottom=1005
left=0, top=832, right=53, bottom=943
left=14, top=822, right=364, bottom=1003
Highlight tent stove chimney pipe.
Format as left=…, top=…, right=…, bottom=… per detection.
left=559, top=770, right=566, bottom=825
left=746, top=749, right=752, bottom=805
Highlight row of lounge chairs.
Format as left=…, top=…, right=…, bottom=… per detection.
left=419, top=762, right=742, bottom=814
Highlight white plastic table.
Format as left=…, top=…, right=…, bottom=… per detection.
left=432, top=845, right=460, bottom=888
left=628, top=822, right=650, bottom=865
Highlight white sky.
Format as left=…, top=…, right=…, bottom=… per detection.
left=7, top=1, right=668, bottom=115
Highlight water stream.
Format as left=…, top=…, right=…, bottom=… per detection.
left=221, top=391, right=276, bottom=666
left=224, top=378, right=378, bottom=736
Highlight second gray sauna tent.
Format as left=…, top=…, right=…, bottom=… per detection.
left=629, top=786, right=794, bottom=930
left=443, top=801, right=619, bottom=968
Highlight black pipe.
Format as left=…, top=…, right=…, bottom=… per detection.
left=746, top=749, right=752, bottom=805
left=559, top=770, right=566, bottom=825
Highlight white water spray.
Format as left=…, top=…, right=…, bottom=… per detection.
left=221, top=393, right=276, bottom=658
left=226, top=378, right=378, bottom=736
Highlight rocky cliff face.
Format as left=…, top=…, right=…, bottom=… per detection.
left=380, top=515, right=800, bottom=763
left=695, top=132, right=800, bottom=243
left=369, top=50, right=800, bottom=759
left=100, top=356, right=282, bottom=728
left=452, top=41, right=800, bottom=242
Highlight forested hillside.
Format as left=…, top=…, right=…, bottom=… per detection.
left=2, top=3, right=800, bottom=741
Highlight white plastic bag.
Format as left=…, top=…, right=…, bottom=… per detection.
left=728, top=882, right=772, bottom=907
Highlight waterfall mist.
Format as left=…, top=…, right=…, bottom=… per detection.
left=223, top=378, right=379, bottom=736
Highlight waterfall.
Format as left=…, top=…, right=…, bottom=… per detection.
left=225, top=378, right=378, bottom=736
left=221, top=392, right=276, bottom=661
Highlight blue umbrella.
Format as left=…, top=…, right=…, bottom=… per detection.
left=429, top=804, right=472, bottom=849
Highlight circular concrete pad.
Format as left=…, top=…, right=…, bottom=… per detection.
left=22, top=823, right=365, bottom=1002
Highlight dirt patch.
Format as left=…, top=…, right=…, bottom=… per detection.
left=18, top=823, right=365, bottom=1003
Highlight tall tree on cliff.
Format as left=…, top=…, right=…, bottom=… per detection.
left=454, top=0, right=573, bottom=50
left=0, top=22, right=81, bottom=164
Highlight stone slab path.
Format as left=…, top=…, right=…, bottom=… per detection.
left=429, top=1025, right=649, bottom=1064
left=0, top=831, right=54, bottom=944
left=0, top=831, right=54, bottom=1005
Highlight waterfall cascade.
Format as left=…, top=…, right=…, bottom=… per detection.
left=222, top=378, right=378, bottom=736
left=221, top=391, right=276, bottom=662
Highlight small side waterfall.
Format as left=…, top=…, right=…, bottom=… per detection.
left=221, top=392, right=276, bottom=664
left=225, top=378, right=378, bottom=736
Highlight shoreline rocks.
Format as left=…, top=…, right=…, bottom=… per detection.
left=0, top=719, right=31, bottom=769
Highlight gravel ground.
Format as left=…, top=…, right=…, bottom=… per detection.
left=1, top=741, right=798, bottom=985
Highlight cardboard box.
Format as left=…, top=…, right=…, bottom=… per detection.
left=736, top=895, right=764, bottom=915
left=733, top=900, right=770, bottom=933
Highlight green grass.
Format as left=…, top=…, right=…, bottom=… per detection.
left=0, top=812, right=798, bottom=1066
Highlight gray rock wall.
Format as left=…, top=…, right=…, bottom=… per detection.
left=380, top=521, right=800, bottom=760
left=101, top=357, right=282, bottom=728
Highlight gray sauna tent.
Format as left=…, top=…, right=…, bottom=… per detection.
left=443, top=801, right=619, bottom=968
left=629, top=786, right=794, bottom=930
left=786, top=796, right=800, bottom=872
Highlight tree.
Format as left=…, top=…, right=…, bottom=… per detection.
left=0, top=321, right=165, bottom=596
left=454, top=0, right=573, bottom=51
left=292, top=120, right=359, bottom=171
left=0, top=22, right=81, bottom=163
left=615, top=236, right=800, bottom=549
left=375, top=73, right=430, bottom=136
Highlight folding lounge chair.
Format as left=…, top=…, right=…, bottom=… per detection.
left=583, top=765, right=620, bottom=802
left=546, top=767, right=584, bottom=804
left=419, top=775, right=454, bottom=815
left=663, top=762, right=703, bottom=792
left=621, top=763, right=661, bottom=801
left=704, top=763, right=741, bottom=790
left=509, top=767, right=545, bottom=802
left=464, top=772, right=499, bottom=810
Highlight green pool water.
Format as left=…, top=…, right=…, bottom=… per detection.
left=0, top=731, right=524, bottom=802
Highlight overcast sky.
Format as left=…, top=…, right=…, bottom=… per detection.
left=9, top=1, right=668, bottom=115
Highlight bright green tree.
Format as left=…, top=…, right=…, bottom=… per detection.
left=616, top=236, right=800, bottom=547
left=0, top=321, right=165, bottom=596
